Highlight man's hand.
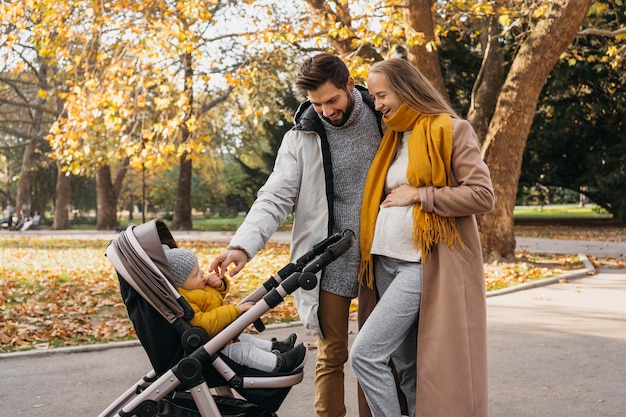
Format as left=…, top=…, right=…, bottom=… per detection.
left=210, top=249, right=248, bottom=278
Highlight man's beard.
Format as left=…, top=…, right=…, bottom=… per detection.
left=322, top=91, right=354, bottom=127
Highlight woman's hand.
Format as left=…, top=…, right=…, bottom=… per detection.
left=381, top=184, right=420, bottom=208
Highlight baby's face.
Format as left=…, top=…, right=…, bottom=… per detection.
left=181, top=264, right=206, bottom=290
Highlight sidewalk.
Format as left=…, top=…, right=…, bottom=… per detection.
left=0, top=232, right=625, bottom=416
left=13, top=228, right=626, bottom=260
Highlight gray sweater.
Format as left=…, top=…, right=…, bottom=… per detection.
left=320, top=88, right=381, bottom=298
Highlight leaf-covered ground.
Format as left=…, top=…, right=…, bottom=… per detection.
left=0, top=227, right=623, bottom=353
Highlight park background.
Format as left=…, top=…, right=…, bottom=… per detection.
left=0, top=0, right=624, bottom=264
left=1, top=1, right=625, bottom=352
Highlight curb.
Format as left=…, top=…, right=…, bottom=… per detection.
left=486, top=253, right=595, bottom=297
left=0, top=321, right=304, bottom=360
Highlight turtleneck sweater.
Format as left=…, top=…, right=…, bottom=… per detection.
left=319, top=88, right=381, bottom=298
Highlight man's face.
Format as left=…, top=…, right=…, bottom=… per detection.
left=307, top=79, right=355, bottom=126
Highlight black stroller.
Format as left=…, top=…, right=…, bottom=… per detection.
left=99, top=219, right=354, bottom=417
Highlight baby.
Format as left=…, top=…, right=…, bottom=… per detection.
left=163, top=245, right=306, bottom=374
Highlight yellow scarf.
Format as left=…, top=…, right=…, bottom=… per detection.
left=358, top=103, right=463, bottom=288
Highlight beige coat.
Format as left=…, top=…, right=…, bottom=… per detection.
left=359, top=119, right=494, bottom=417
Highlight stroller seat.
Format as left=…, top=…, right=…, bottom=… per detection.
left=99, top=219, right=354, bottom=417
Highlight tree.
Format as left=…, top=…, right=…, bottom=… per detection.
left=479, top=0, right=594, bottom=260
left=404, top=0, right=448, bottom=95
left=51, top=164, right=71, bottom=229
left=0, top=62, right=58, bottom=221
left=521, top=1, right=626, bottom=221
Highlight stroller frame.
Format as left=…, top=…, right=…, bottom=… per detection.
left=99, top=219, right=354, bottom=417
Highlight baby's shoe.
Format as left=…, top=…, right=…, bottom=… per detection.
left=271, top=333, right=297, bottom=353
left=274, top=343, right=306, bottom=373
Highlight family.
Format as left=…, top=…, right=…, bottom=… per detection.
left=170, top=53, right=494, bottom=417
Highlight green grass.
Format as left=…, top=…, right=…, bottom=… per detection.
left=120, top=215, right=294, bottom=232
left=45, top=205, right=613, bottom=232
left=514, top=204, right=611, bottom=219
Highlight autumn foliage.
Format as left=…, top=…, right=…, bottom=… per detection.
left=0, top=235, right=594, bottom=353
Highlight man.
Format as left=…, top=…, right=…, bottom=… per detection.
left=210, top=53, right=381, bottom=417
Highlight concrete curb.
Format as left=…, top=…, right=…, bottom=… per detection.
left=486, top=253, right=596, bottom=297
left=0, top=321, right=304, bottom=360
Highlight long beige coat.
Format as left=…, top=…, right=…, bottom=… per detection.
left=358, top=119, right=494, bottom=417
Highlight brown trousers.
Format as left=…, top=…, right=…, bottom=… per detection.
left=314, top=290, right=351, bottom=417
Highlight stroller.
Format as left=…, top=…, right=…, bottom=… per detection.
left=99, top=219, right=354, bottom=417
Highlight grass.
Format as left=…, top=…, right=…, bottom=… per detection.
left=41, top=205, right=615, bottom=233
left=513, top=204, right=611, bottom=219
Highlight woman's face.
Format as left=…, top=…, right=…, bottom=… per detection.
left=367, top=71, right=402, bottom=119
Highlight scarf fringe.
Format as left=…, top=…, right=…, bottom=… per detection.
left=414, top=211, right=464, bottom=259
left=358, top=257, right=375, bottom=289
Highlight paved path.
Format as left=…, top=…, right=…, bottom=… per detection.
left=11, top=229, right=626, bottom=260
left=0, top=231, right=625, bottom=416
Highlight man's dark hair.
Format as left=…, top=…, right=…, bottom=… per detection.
left=295, top=53, right=350, bottom=92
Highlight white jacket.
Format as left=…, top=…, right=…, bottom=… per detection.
left=228, top=88, right=380, bottom=335
left=228, top=121, right=330, bottom=335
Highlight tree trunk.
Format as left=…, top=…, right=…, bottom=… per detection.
left=15, top=139, right=37, bottom=219
left=95, top=160, right=128, bottom=230
left=95, top=165, right=119, bottom=230
left=466, top=13, right=505, bottom=144
left=405, top=0, right=448, bottom=97
left=172, top=155, right=193, bottom=230
left=52, top=162, right=71, bottom=230
left=171, top=51, right=194, bottom=231
left=480, top=0, right=593, bottom=261
left=12, top=60, right=48, bottom=221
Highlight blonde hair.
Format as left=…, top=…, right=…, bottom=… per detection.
left=369, top=58, right=459, bottom=118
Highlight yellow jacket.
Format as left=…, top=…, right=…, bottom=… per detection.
left=178, top=278, right=241, bottom=338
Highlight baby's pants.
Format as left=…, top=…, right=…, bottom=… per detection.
left=221, top=333, right=276, bottom=373
left=350, top=256, right=422, bottom=417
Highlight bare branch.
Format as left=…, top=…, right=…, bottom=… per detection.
left=200, top=87, right=233, bottom=114
left=578, top=27, right=626, bottom=37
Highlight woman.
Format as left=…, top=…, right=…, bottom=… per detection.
left=350, top=58, right=494, bottom=417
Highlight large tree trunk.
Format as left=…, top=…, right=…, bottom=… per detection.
left=11, top=60, right=49, bottom=221
left=480, top=0, right=593, bottom=261
left=172, top=155, right=193, bottom=230
left=52, top=162, right=71, bottom=230
left=404, top=0, right=448, bottom=96
left=466, top=13, right=505, bottom=144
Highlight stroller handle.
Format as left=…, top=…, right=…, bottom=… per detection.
left=244, top=229, right=354, bottom=331
left=266, top=229, right=355, bottom=302
left=244, top=229, right=355, bottom=300
left=301, top=229, right=354, bottom=274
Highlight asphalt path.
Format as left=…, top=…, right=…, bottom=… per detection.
left=8, top=228, right=626, bottom=260
left=0, top=231, right=625, bottom=416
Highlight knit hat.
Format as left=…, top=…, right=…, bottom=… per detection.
left=163, top=246, right=198, bottom=287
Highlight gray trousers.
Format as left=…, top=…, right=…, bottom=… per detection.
left=350, top=256, right=422, bottom=417
left=221, top=333, right=276, bottom=373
